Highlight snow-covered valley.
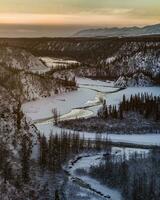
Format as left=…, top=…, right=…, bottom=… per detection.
left=0, top=36, right=160, bottom=200
left=22, top=77, right=160, bottom=199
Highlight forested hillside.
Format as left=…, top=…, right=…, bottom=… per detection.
left=0, top=36, right=159, bottom=86
left=0, top=47, right=77, bottom=100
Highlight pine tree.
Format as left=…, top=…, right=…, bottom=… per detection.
left=0, top=142, right=12, bottom=183
left=52, top=108, right=59, bottom=125
left=39, top=135, right=48, bottom=168
left=155, top=103, right=159, bottom=121
left=122, top=94, right=126, bottom=108
left=119, top=104, right=123, bottom=119
left=54, top=190, right=60, bottom=200
left=20, top=135, right=32, bottom=183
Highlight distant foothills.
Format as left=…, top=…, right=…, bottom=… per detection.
left=73, top=23, right=160, bottom=37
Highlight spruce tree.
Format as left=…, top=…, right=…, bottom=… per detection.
left=20, top=135, right=32, bottom=183
left=54, top=190, right=60, bottom=200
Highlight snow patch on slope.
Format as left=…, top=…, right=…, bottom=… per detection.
left=0, top=47, right=46, bottom=72
left=114, top=73, right=153, bottom=87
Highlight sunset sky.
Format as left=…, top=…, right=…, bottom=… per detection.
left=0, top=0, right=160, bottom=37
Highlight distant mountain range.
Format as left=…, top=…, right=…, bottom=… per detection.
left=73, top=24, right=160, bottom=37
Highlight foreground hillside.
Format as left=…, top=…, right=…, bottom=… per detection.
left=0, top=84, right=39, bottom=199
left=0, top=46, right=78, bottom=199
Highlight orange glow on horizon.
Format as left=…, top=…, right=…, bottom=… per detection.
left=0, top=13, right=159, bottom=27
left=0, top=14, right=64, bottom=25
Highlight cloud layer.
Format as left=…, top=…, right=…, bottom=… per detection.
left=0, top=0, right=159, bottom=36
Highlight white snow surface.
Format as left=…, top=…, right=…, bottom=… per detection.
left=40, top=57, right=80, bottom=69
left=22, top=87, right=96, bottom=121
left=22, top=78, right=116, bottom=121
left=35, top=123, right=160, bottom=146
left=108, top=134, right=160, bottom=146
left=76, top=77, right=114, bottom=87
left=105, top=56, right=116, bottom=64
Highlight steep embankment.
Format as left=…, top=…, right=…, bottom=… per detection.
left=0, top=46, right=77, bottom=100
left=0, top=83, right=40, bottom=199
left=107, top=41, right=160, bottom=86
left=0, top=46, right=46, bottom=72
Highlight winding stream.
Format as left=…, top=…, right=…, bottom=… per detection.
left=65, top=147, right=149, bottom=200
left=66, top=153, right=121, bottom=200
left=32, top=80, right=122, bottom=125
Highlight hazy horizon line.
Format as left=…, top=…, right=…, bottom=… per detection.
left=0, top=22, right=159, bottom=38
